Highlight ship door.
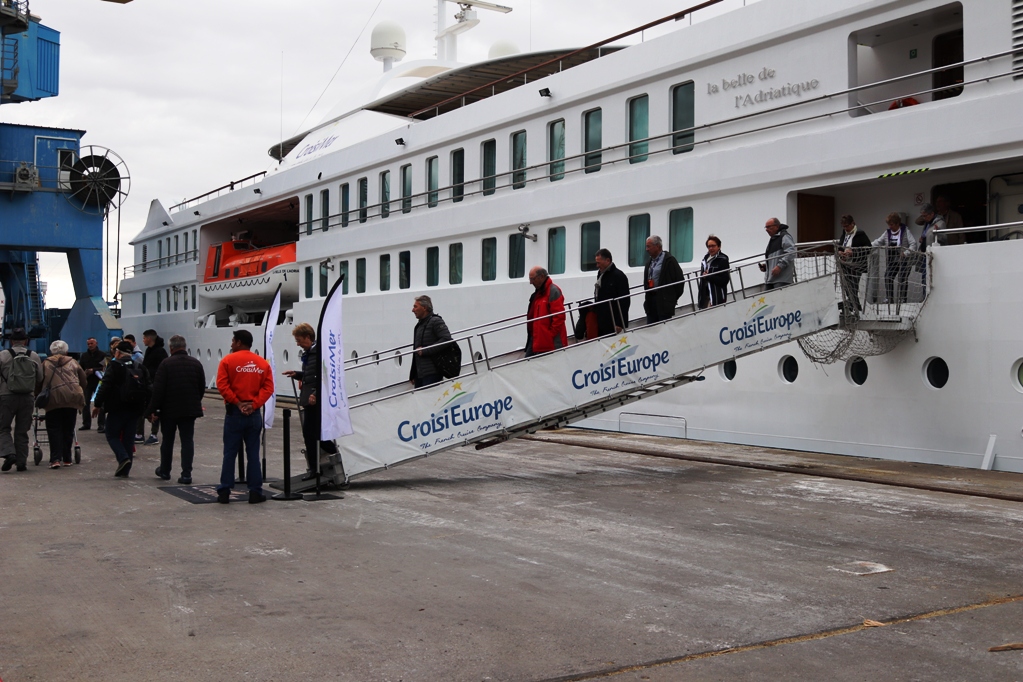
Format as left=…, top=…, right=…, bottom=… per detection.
left=989, top=174, right=1023, bottom=241
left=796, top=193, right=835, bottom=246
left=932, top=179, right=986, bottom=244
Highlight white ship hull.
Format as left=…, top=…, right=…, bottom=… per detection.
left=119, top=0, right=1023, bottom=473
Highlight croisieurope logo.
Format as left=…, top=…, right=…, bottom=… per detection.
left=571, top=336, right=669, bottom=390
left=397, top=381, right=514, bottom=443
left=718, top=296, right=802, bottom=346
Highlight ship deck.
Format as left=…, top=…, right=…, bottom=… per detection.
left=1, top=396, right=1021, bottom=681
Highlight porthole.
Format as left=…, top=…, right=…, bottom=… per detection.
left=283, top=349, right=289, bottom=363
left=372, top=350, right=380, bottom=364
left=924, top=356, right=949, bottom=389
left=720, top=359, right=737, bottom=381
left=473, top=352, right=483, bottom=362
left=846, top=357, right=868, bottom=386
left=351, top=350, right=359, bottom=364
left=394, top=351, right=403, bottom=367
left=779, top=355, right=798, bottom=383
left=1012, top=359, right=1023, bottom=394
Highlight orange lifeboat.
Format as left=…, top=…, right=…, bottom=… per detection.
left=201, top=240, right=300, bottom=305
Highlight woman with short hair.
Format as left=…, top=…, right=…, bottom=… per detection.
left=42, top=340, right=88, bottom=468
left=697, top=235, right=730, bottom=309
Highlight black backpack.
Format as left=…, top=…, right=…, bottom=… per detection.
left=120, top=360, right=152, bottom=405
left=434, top=342, right=462, bottom=379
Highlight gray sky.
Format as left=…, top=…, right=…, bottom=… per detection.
left=1, top=0, right=756, bottom=308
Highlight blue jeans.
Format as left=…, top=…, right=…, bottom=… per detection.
left=218, top=408, right=263, bottom=493
left=105, top=410, right=141, bottom=464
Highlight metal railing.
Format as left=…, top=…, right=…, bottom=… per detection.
left=122, top=250, right=200, bottom=277
left=170, top=171, right=267, bottom=213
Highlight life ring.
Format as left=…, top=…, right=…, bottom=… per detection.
left=888, top=97, right=920, bottom=110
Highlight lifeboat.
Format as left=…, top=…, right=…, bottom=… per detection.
left=201, top=240, right=300, bottom=306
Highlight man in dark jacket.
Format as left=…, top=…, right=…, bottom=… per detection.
left=93, top=341, right=151, bottom=478
left=593, top=248, right=631, bottom=337
left=409, top=295, right=453, bottom=388
left=145, top=335, right=205, bottom=484
left=837, top=214, right=871, bottom=313
left=140, top=330, right=168, bottom=445
left=78, top=337, right=107, bottom=431
left=283, top=323, right=339, bottom=479
left=642, top=236, right=685, bottom=324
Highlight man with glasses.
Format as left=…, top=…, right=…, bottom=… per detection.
left=760, top=218, right=796, bottom=291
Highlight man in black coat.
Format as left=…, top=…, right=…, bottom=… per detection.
left=283, top=322, right=339, bottom=480
left=593, top=248, right=631, bottom=336
left=78, top=336, right=107, bottom=431
left=642, top=235, right=686, bottom=324
left=837, top=214, right=871, bottom=313
left=409, top=295, right=453, bottom=388
left=140, top=330, right=168, bottom=445
left=145, top=335, right=206, bottom=484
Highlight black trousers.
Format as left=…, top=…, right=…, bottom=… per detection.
left=301, top=401, right=337, bottom=473
left=45, top=407, right=77, bottom=464
left=159, top=416, right=196, bottom=478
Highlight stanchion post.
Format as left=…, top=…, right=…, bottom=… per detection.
left=272, top=408, right=302, bottom=501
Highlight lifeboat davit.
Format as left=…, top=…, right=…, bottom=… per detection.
left=201, top=240, right=300, bottom=306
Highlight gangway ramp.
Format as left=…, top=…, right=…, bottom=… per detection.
left=332, top=248, right=906, bottom=483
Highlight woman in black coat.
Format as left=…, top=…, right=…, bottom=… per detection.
left=698, top=235, right=730, bottom=309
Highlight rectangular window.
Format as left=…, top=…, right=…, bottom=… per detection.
left=167, top=238, right=171, bottom=265
left=628, top=214, right=651, bottom=267
left=672, top=82, right=695, bottom=153
left=511, top=131, right=527, bottom=189
left=629, top=95, right=649, bottom=163
left=358, top=178, right=368, bottom=223
left=157, top=290, right=161, bottom=312
left=401, top=164, right=412, bottom=213
left=449, top=243, right=463, bottom=284
left=340, top=183, right=350, bottom=227
left=399, top=250, right=410, bottom=289
left=211, top=244, right=222, bottom=279
left=175, top=235, right=180, bottom=264
left=174, top=287, right=179, bottom=311
left=508, top=234, right=526, bottom=278
left=426, top=156, right=439, bottom=207
left=191, top=284, right=196, bottom=309
left=142, top=292, right=147, bottom=314
left=426, top=246, right=439, bottom=287
left=581, top=221, right=601, bottom=271
left=356, top=258, right=366, bottom=293
left=305, top=266, right=313, bottom=299
left=548, top=119, right=565, bottom=181
left=584, top=108, right=602, bottom=173
left=166, top=289, right=170, bottom=312
left=380, top=254, right=391, bottom=291
left=669, top=208, right=695, bottom=263
left=192, top=230, right=197, bottom=260
left=379, top=171, right=390, bottom=218
left=320, top=189, right=330, bottom=230
left=482, top=139, right=497, bottom=195
left=158, top=240, right=163, bottom=268
left=183, top=233, right=188, bottom=262
left=451, top=149, right=465, bottom=203
left=319, top=262, right=329, bottom=296
left=339, top=260, right=349, bottom=295
left=481, top=237, right=497, bottom=281
left=548, top=226, right=566, bottom=275
left=304, top=193, right=314, bottom=234
left=183, top=286, right=188, bottom=310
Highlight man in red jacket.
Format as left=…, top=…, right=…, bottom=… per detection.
left=215, top=330, right=274, bottom=504
left=524, top=266, right=568, bottom=357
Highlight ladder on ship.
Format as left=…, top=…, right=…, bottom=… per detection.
left=317, top=244, right=927, bottom=486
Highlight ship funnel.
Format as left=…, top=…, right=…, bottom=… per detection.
left=371, top=21, right=406, bottom=72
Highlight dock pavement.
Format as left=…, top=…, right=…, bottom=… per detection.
left=1, top=396, right=1021, bottom=681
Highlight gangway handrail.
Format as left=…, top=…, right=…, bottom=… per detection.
left=933, top=219, right=1023, bottom=236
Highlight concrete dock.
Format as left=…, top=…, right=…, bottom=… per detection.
left=1, top=398, right=1021, bottom=681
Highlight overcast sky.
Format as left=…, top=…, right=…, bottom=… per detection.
left=1, top=0, right=757, bottom=308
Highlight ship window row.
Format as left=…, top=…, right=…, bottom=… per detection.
left=142, top=284, right=196, bottom=314
left=143, top=229, right=198, bottom=271
left=298, top=82, right=695, bottom=231
left=301, top=207, right=693, bottom=299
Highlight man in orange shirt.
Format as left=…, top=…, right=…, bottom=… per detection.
left=216, top=330, right=274, bottom=504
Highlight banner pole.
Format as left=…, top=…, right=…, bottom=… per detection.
left=261, top=406, right=267, bottom=480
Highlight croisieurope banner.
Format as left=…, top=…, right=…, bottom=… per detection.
left=316, top=274, right=353, bottom=440
left=263, top=284, right=282, bottom=429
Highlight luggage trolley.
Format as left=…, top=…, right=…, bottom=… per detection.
left=31, top=407, right=81, bottom=466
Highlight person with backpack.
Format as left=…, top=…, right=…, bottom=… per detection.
left=92, top=341, right=152, bottom=478
left=408, top=295, right=454, bottom=387
left=139, top=330, right=168, bottom=445
left=40, top=340, right=88, bottom=468
left=0, top=328, right=44, bottom=473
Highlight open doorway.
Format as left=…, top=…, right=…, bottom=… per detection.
left=796, top=193, right=835, bottom=245
left=931, top=179, right=986, bottom=243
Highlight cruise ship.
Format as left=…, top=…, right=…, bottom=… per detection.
left=119, top=0, right=1023, bottom=474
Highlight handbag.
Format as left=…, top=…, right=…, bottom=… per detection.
left=434, top=341, right=462, bottom=380
left=35, top=359, right=57, bottom=409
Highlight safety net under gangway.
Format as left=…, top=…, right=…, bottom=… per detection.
left=333, top=245, right=920, bottom=482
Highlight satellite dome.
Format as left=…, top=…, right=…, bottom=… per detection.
left=371, top=21, right=407, bottom=62
left=488, top=40, right=520, bottom=60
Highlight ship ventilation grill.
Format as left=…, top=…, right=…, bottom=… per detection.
left=1015, top=0, right=1023, bottom=78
